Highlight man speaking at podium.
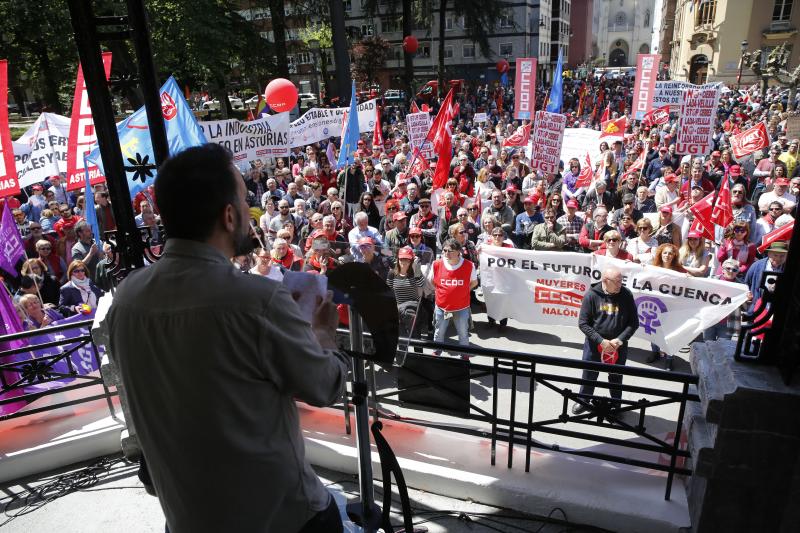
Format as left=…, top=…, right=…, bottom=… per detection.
left=107, top=144, right=348, bottom=533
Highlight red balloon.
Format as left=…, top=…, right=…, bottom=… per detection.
left=264, top=78, right=298, bottom=113
left=403, top=35, right=419, bottom=54
left=496, top=59, right=509, bottom=74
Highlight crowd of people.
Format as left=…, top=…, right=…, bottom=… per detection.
left=1, top=73, right=795, bottom=368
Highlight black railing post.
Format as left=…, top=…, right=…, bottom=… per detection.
left=67, top=0, right=144, bottom=271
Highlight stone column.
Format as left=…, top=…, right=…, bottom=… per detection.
left=686, top=340, right=800, bottom=532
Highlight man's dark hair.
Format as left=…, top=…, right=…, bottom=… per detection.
left=442, top=238, right=462, bottom=253
left=155, top=144, right=239, bottom=241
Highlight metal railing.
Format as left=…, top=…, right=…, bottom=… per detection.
left=336, top=333, right=699, bottom=500
left=0, top=320, right=117, bottom=422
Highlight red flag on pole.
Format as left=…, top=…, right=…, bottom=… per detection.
left=600, top=104, right=610, bottom=123
left=689, top=191, right=716, bottom=241
left=372, top=107, right=383, bottom=148
left=409, top=88, right=456, bottom=172
left=502, top=123, right=531, bottom=147
left=575, top=152, right=594, bottom=188
left=0, top=60, right=20, bottom=199
left=711, top=176, right=734, bottom=229
left=758, top=220, right=794, bottom=253
left=642, top=105, right=670, bottom=128
left=410, top=100, right=420, bottom=113
left=66, top=53, right=113, bottom=192
left=600, top=116, right=627, bottom=138
left=431, top=133, right=452, bottom=190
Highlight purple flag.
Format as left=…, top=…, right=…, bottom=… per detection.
left=0, top=202, right=25, bottom=277
left=326, top=141, right=337, bottom=172
left=0, top=285, right=27, bottom=416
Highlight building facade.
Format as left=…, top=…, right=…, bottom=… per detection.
left=344, top=0, right=570, bottom=88
left=666, top=0, right=800, bottom=86
left=595, top=0, right=657, bottom=67
left=569, top=0, right=595, bottom=67
left=658, top=0, right=677, bottom=67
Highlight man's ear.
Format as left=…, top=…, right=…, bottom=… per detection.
left=221, top=203, right=236, bottom=234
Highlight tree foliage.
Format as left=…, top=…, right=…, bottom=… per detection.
left=351, top=36, right=391, bottom=87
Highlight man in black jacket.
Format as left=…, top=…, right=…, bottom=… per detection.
left=573, top=267, right=639, bottom=415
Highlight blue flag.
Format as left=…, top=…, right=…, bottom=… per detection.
left=86, top=76, right=207, bottom=199
left=82, top=154, right=103, bottom=245
left=337, top=82, right=360, bottom=168
left=500, top=72, right=509, bottom=87
left=546, top=49, right=564, bottom=114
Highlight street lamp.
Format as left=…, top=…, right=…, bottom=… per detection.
left=308, top=38, right=321, bottom=104
left=738, top=39, right=748, bottom=89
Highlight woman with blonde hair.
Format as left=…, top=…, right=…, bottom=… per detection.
left=679, top=231, right=711, bottom=277
left=626, top=218, right=657, bottom=264
left=475, top=167, right=496, bottom=204
left=19, top=293, right=63, bottom=330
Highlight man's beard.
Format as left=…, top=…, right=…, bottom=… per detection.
left=232, top=216, right=256, bottom=256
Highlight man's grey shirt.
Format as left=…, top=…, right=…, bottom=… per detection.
left=107, top=238, right=348, bottom=532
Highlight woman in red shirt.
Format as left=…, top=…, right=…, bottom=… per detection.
left=593, top=230, right=633, bottom=261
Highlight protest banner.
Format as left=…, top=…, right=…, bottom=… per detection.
left=288, top=99, right=377, bottom=147
left=784, top=116, right=800, bottom=139
left=406, top=111, right=434, bottom=159
left=631, top=54, right=659, bottom=120
left=530, top=110, right=566, bottom=174
left=560, top=127, right=602, bottom=167
left=730, top=122, right=769, bottom=159
left=13, top=113, right=71, bottom=188
left=653, top=81, right=723, bottom=112
left=474, top=112, right=488, bottom=123
left=65, top=53, right=112, bottom=192
left=0, top=61, right=19, bottom=199
left=514, top=57, right=537, bottom=120
left=676, top=83, right=721, bottom=156
left=480, top=248, right=749, bottom=355
left=201, top=112, right=291, bottom=163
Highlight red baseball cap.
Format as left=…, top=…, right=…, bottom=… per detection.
left=687, top=231, right=702, bottom=239
left=660, top=205, right=673, bottom=213
left=523, top=195, right=537, bottom=204
left=505, top=185, right=519, bottom=193
left=775, top=177, right=790, bottom=186
left=728, top=165, right=742, bottom=176
left=392, top=211, right=408, bottom=221
left=409, top=227, right=422, bottom=236
left=665, top=173, right=679, bottom=183
left=566, top=199, right=580, bottom=209
left=398, top=246, right=414, bottom=260
left=357, top=236, right=374, bottom=246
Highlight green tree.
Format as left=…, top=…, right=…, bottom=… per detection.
left=298, top=24, right=333, bottom=101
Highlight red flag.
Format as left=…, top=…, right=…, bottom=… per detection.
left=758, top=220, right=794, bottom=253
left=247, top=108, right=255, bottom=121
left=372, top=107, right=383, bottom=148
left=711, top=176, right=734, bottom=229
left=689, top=191, right=716, bottom=241
left=0, top=60, right=20, bottom=199
left=502, top=123, right=531, bottom=147
left=600, top=104, right=610, bottom=123
left=431, top=132, right=452, bottom=190
left=642, top=105, right=670, bottom=128
left=410, top=153, right=429, bottom=176
left=730, top=122, right=769, bottom=159
left=66, top=52, right=113, bottom=192
left=428, top=89, right=456, bottom=155
left=410, top=100, right=420, bottom=113
left=599, top=116, right=627, bottom=138
left=575, top=152, right=594, bottom=188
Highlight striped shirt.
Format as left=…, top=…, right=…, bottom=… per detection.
left=387, top=273, right=424, bottom=306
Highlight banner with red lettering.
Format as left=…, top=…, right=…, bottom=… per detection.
left=642, top=105, right=670, bottom=128
left=730, top=122, right=769, bottom=159
left=676, top=84, right=721, bottom=156
left=480, top=247, right=749, bottom=355
left=66, top=53, right=112, bottom=192
left=530, top=111, right=565, bottom=174
left=514, top=57, right=537, bottom=120
left=632, top=54, right=659, bottom=121
left=0, top=60, right=20, bottom=199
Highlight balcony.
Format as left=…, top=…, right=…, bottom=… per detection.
left=607, top=23, right=633, bottom=33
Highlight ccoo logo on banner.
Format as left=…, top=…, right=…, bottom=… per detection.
left=632, top=54, right=660, bottom=121
left=514, top=58, right=537, bottom=120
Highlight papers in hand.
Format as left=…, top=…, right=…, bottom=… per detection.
left=283, top=271, right=328, bottom=323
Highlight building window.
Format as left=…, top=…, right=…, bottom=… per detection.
left=499, top=42, right=513, bottom=56
left=296, top=52, right=312, bottom=64
left=343, top=0, right=351, bottom=12
left=499, top=14, right=513, bottom=28
left=644, top=9, right=650, bottom=27
left=639, top=43, right=650, bottom=54
left=615, top=12, right=626, bottom=26
left=361, top=24, right=374, bottom=37
left=418, top=44, right=430, bottom=58
left=444, top=46, right=454, bottom=59
left=695, top=0, right=716, bottom=26
left=463, top=44, right=475, bottom=58
left=445, top=17, right=454, bottom=31
left=382, top=17, right=402, bottom=33
left=774, top=0, right=794, bottom=22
